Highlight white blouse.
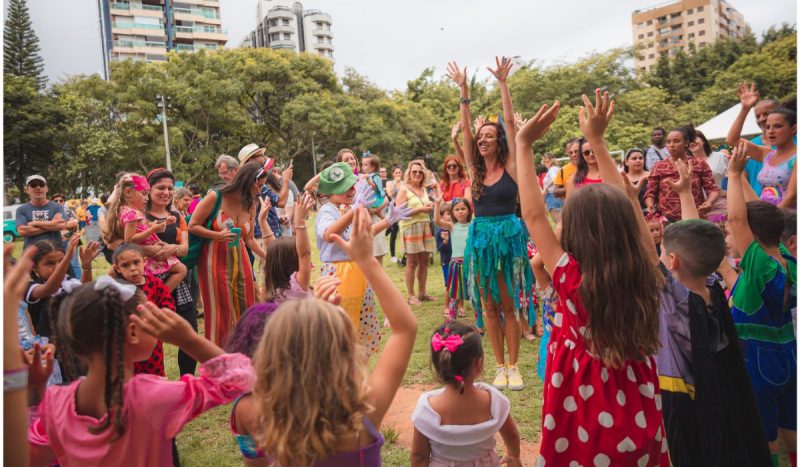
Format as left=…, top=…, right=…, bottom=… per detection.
left=411, top=382, right=510, bottom=462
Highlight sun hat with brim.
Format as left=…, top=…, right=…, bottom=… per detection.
left=238, top=143, right=266, bottom=164
left=26, top=175, right=46, bottom=185
left=318, top=162, right=358, bottom=195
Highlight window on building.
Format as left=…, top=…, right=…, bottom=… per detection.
left=699, top=42, right=706, bottom=47
left=698, top=18, right=704, bottom=24
left=697, top=6, right=704, bottom=11
left=317, top=35, right=324, bottom=43
left=647, top=20, right=653, bottom=25
left=671, top=12, right=680, bottom=18
left=699, top=30, right=705, bottom=35
left=688, top=20, right=694, bottom=26
left=637, top=22, right=644, bottom=28
left=270, top=33, right=280, bottom=41
left=647, top=31, right=653, bottom=37
left=270, top=19, right=277, bottom=27
left=648, top=53, right=655, bottom=59
left=687, top=8, right=693, bottom=14
left=688, top=32, right=695, bottom=38
left=638, top=34, right=644, bottom=39
left=282, top=18, right=289, bottom=26
left=283, top=32, right=291, bottom=40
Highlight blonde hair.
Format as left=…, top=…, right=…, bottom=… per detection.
left=102, top=175, right=137, bottom=245
left=403, top=159, right=429, bottom=187
left=253, top=299, right=372, bottom=466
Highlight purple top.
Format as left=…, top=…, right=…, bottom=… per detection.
left=314, top=416, right=384, bottom=466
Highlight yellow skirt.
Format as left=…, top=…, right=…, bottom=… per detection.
left=320, top=261, right=380, bottom=355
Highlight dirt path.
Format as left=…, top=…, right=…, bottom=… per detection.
left=382, top=385, right=541, bottom=465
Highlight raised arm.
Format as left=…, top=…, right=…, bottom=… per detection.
left=29, top=235, right=80, bottom=301
left=726, top=82, right=759, bottom=146
left=516, top=102, right=564, bottom=273
left=726, top=140, right=756, bottom=255
left=293, top=193, right=314, bottom=291
left=451, top=121, right=465, bottom=163
left=431, top=189, right=453, bottom=230
left=664, top=159, right=700, bottom=220
left=488, top=56, right=518, bottom=178
left=447, top=62, right=475, bottom=179
left=329, top=208, right=417, bottom=428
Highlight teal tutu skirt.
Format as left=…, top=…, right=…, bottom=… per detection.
left=464, top=214, right=534, bottom=327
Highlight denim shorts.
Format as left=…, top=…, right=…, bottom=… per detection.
left=545, top=193, right=564, bottom=211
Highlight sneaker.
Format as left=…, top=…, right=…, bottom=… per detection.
left=391, top=256, right=399, bottom=263
left=492, top=366, right=508, bottom=389
left=507, top=365, right=524, bottom=391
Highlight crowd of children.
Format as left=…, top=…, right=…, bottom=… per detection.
left=4, top=64, right=797, bottom=467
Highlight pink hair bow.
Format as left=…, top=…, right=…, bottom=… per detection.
left=431, top=333, right=463, bottom=353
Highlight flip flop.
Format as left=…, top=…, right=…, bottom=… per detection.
left=419, top=294, right=435, bottom=302
left=408, top=296, right=421, bottom=305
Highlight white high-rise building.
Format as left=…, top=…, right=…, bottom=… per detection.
left=244, top=1, right=333, bottom=60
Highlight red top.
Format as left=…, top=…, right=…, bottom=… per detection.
left=539, top=253, right=669, bottom=466
left=644, top=157, right=718, bottom=221
left=439, top=178, right=471, bottom=202
left=133, top=275, right=175, bottom=377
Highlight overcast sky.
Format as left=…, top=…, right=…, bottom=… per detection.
left=11, top=0, right=798, bottom=91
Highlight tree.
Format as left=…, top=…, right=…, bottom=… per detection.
left=3, top=0, right=45, bottom=90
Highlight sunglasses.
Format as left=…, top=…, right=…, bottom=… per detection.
left=28, top=182, right=46, bottom=188
left=53, top=199, right=65, bottom=203
left=410, top=170, right=424, bottom=175
left=582, top=150, right=594, bottom=157
left=446, top=164, right=459, bottom=169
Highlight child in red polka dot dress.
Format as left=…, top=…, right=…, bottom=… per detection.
left=111, top=243, right=175, bottom=377
left=516, top=90, right=669, bottom=466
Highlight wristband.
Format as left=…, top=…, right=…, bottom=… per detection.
left=293, top=225, right=307, bottom=230
left=4, top=368, right=28, bottom=392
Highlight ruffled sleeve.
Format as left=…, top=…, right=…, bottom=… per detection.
left=28, top=387, right=58, bottom=465
left=152, top=353, right=255, bottom=438
left=119, top=206, right=144, bottom=225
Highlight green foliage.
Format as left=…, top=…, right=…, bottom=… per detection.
left=3, top=0, right=46, bottom=90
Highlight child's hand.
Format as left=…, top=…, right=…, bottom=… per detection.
left=22, top=342, right=54, bottom=396
left=130, top=301, right=193, bottom=347
left=515, top=101, right=560, bottom=147
left=165, top=216, right=177, bottom=225
left=727, top=140, right=748, bottom=177
left=441, top=230, right=450, bottom=243
left=451, top=120, right=461, bottom=140
left=79, top=241, right=102, bottom=269
left=352, top=182, right=376, bottom=209
left=65, top=232, right=81, bottom=258
left=578, top=88, right=615, bottom=141
left=313, top=276, right=342, bottom=306
left=149, top=220, right=167, bottom=233
left=386, top=203, right=413, bottom=225
left=330, top=207, right=375, bottom=263
left=294, top=192, right=315, bottom=222
left=620, top=173, right=642, bottom=202
left=665, top=159, right=691, bottom=193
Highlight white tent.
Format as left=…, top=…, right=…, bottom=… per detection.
left=696, top=103, right=761, bottom=142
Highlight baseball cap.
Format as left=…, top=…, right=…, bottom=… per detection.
left=238, top=144, right=266, bottom=165
left=318, top=162, right=358, bottom=195
left=26, top=175, right=46, bottom=185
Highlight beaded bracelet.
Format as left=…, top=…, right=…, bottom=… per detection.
left=4, top=368, right=29, bottom=392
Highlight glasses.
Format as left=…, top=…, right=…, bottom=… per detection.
left=28, top=182, right=46, bottom=188
left=53, top=199, right=65, bottom=203
left=218, top=167, right=235, bottom=176
left=582, top=150, right=594, bottom=157
left=410, top=170, right=424, bottom=175
left=446, top=164, right=459, bottom=169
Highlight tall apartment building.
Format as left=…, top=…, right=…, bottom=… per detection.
left=632, top=0, right=748, bottom=71
left=99, top=0, right=228, bottom=68
left=242, top=0, right=333, bottom=61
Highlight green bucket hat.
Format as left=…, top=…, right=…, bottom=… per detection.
left=318, top=162, right=358, bottom=195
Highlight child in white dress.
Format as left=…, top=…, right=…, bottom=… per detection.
left=411, top=321, right=522, bottom=466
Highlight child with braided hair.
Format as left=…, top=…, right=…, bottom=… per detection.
left=27, top=277, right=254, bottom=466
left=411, top=321, right=521, bottom=466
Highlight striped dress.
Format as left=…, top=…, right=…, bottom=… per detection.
left=197, top=210, right=255, bottom=346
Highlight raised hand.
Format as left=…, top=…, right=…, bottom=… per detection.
left=294, top=192, right=315, bottom=223
left=131, top=301, right=194, bottom=346
left=352, top=181, right=376, bottom=209
left=516, top=102, right=561, bottom=147
left=65, top=232, right=81, bottom=258
left=487, top=56, right=513, bottom=82
left=283, top=162, right=294, bottom=182
left=330, top=207, right=375, bottom=263
left=312, top=276, right=342, bottom=306
left=446, top=61, right=467, bottom=88
left=728, top=139, right=749, bottom=176
left=22, top=342, right=54, bottom=395
left=386, top=203, right=413, bottom=225
left=579, top=88, right=615, bottom=141
left=474, top=115, right=486, bottom=132
left=620, top=172, right=643, bottom=202
left=513, top=112, right=527, bottom=131
left=79, top=241, right=102, bottom=269
left=451, top=120, right=461, bottom=140
left=665, top=159, right=691, bottom=193
left=737, top=81, right=759, bottom=109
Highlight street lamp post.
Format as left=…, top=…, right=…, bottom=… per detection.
left=156, top=95, right=172, bottom=171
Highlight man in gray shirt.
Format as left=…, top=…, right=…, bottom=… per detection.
left=16, top=175, right=76, bottom=249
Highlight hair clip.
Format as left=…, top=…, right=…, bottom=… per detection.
left=431, top=333, right=463, bottom=353
left=454, top=375, right=464, bottom=383
left=94, top=275, right=137, bottom=301
left=61, top=278, right=83, bottom=295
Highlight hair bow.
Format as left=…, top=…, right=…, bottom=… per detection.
left=431, top=333, right=463, bottom=353
left=60, top=278, right=83, bottom=295
left=94, top=275, right=137, bottom=301
left=362, top=150, right=372, bottom=158
left=131, top=175, right=150, bottom=192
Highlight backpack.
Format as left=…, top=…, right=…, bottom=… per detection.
left=181, top=190, right=222, bottom=269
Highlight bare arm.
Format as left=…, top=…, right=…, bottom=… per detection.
left=664, top=159, right=700, bottom=220
left=329, top=209, right=417, bottom=428
left=294, top=194, right=314, bottom=291
left=243, top=219, right=266, bottom=260
left=132, top=301, right=224, bottom=362
left=275, top=167, right=293, bottom=208
left=726, top=82, right=759, bottom=146
left=498, top=414, right=522, bottom=465
left=727, top=141, right=756, bottom=255
left=447, top=62, right=475, bottom=179
left=433, top=201, right=453, bottom=230
left=488, top=56, right=518, bottom=178
left=410, top=428, right=431, bottom=467
left=30, top=235, right=80, bottom=301
left=303, top=173, right=321, bottom=193
left=124, top=218, right=162, bottom=244
left=531, top=253, right=552, bottom=291
left=717, top=257, right=740, bottom=292
left=321, top=208, right=356, bottom=243
left=778, top=163, right=797, bottom=208
left=188, top=192, right=232, bottom=242
left=516, top=102, right=564, bottom=273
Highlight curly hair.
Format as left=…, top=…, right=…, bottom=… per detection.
left=253, top=299, right=372, bottom=466
left=471, top=122, right=509, bottom=202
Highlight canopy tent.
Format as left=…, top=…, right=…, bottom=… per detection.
left=696, top=103, right=761, bottom=142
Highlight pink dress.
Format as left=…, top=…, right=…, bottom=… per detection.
left=119, top=205, right=179, bottom=276
left=29, top=353, right=254, bottom=467
left=539, top=253, right=669, bottom=466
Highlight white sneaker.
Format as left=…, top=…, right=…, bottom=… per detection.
left=391, top=257, right=399, bottom=263
left=492, top=366, right=508, bottom=389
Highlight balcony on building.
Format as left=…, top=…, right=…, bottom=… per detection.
left=266, top=6, right=295, bottom=20
left=173, top=5, right=221, bottom=25
left=114, top=38, right=167, bottom=54
left=267, top=23, right=294, bottom=34
left=110, top=2, right=163, bottom=18
left=269, top=39, right=297, bottom=50
left=112, top=21, right=166, bottom=38
left=174, top=24, right=228, bottom=42
left=304, top=9, right=332, bottom=24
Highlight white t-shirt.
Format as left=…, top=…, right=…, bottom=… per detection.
left=543, top=166, right=561, bottom=194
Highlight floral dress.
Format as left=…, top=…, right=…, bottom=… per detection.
left=119, top=205, right=179, bottom=276
left=538, top=253, right=669, bottom=466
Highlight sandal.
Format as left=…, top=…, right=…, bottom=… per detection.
left=419, top=294, right=435, bottom=302
left=458, top=309, right=467, bottom=318
left=408, top=296, right=421, bottom=305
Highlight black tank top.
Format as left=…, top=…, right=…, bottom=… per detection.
left=474, top=171, right=518, bottom=217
